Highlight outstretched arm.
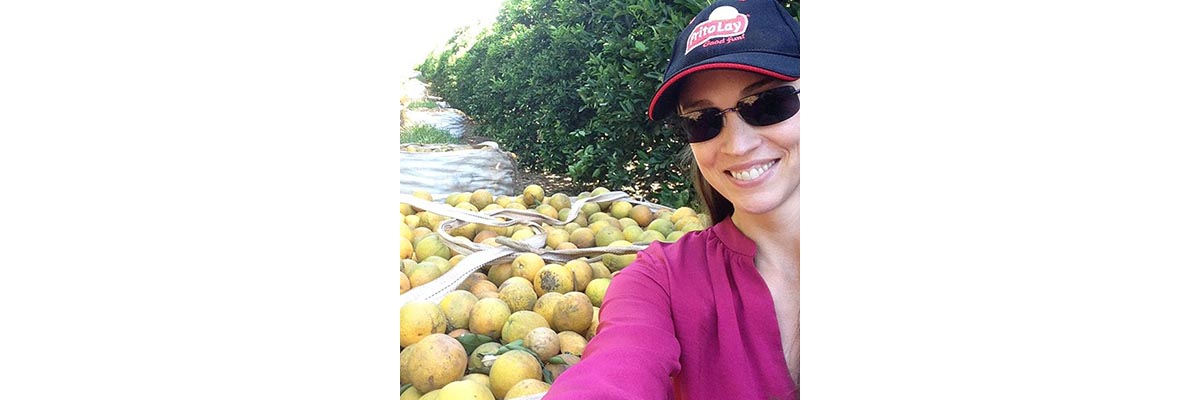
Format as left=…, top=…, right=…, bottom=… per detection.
left=542, top=249, right=680, bottom=400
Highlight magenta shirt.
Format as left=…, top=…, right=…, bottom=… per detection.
left=544, top=219, right=797, bottom=399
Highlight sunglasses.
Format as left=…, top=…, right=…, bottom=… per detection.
left=673, top=85, right=801, bottom=143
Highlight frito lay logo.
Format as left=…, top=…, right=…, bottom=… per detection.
left=685, top=6, right=749, bottom=54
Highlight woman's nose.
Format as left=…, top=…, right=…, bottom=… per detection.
left=719, top=112, right=762, bottom=156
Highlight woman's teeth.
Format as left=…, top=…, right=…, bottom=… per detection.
left=730, top=160, right=776, bottom=181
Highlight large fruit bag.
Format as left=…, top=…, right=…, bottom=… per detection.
left=398, top=142, right=517, bottom=202
left=400, top=186, right=712, bottom=399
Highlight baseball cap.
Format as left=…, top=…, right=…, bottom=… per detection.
left=647, top=0, right=799, bottom=121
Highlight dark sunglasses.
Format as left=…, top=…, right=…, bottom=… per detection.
left=673, top=85, right=800, bottom=143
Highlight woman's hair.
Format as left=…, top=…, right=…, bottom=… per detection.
left=679, top=146, right=734, bottom=224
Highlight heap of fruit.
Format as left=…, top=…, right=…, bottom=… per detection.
left=399, top=185, right=710, bottom=295
left=400, top=185, right=710, bottom=399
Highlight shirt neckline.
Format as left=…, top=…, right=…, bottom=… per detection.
left=713, top=218, right=757, bottom=258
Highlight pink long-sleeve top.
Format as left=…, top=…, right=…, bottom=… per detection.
left=543, top=218, right=798, bottom=400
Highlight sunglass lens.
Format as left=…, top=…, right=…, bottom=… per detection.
left=683, top=109, right=723, bottom=143
left=741, top=87, right=799, bottom=126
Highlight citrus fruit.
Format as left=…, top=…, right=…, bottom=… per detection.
left=551, top=292, right=592, bottom=335
left=533, top=263, right=574, bottom=297
left=400, top=333, right=467, bottom=393
left=487, top=350, right=541, bottom=399
left=609, top=201, right=633, bottom=219
left=523, top=327, right=560, bottom=362
left=498, top=277, right=537, bottom=312
left=400, top=300, right=447, bottom=347
left=439, top=380, right=494, bottom=400
left=522, top=184, right=544, bottom=207
left=468, top=298, right=511, bottom=340
left=531, top=292, right=564, bottom=324
left=500, top=310, right=549, bottom=344
left=510, top=253, right=545, bottom=282
left=557, top=331, right=587, bottom=356
left=439, top=290, right=479, bottom=330
left=503, top=378, right=551, bottom=399
left=415, top=235, right=452, bottom=261
left=585, top=278, right=611, bottom=307
left=562, top=259, right=593, bottom=292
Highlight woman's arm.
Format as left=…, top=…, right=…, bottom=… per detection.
left=541, top=247, right=680, bottom=399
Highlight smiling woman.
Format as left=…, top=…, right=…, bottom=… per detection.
left=541, top=0, right=800, bottom=399
left=680, top=70, right=799, bottom=221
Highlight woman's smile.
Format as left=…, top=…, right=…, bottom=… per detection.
left=726, top=158, right=778, bottom=183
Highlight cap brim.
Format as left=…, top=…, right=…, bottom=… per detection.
left=647, top=52, right=799, bottom=121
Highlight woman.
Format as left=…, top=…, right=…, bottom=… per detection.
left=544, top=0, right=799, bottom=398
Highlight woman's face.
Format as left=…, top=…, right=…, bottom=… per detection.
left=678, top=69, right=799, bottom=217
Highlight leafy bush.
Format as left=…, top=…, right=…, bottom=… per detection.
left=405, top=99, right=439, bottom=109
left=401, top=124, right=458, bottom=144
left=418, top=0, right=798, bottom=207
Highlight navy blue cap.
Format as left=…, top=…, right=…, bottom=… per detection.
left=648, top=0, right=799, bottom=121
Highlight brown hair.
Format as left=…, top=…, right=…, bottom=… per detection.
left=679, top=146, right=734, bottom=224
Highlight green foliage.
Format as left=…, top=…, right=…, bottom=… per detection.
left=418, top=0, right=799, bottom=208
left=400, top=124, right=458, bottom=144
left=405, top=99, right=439, bottom=109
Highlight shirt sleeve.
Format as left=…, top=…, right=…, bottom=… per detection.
left=541, top=245, right=681, bottom=400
